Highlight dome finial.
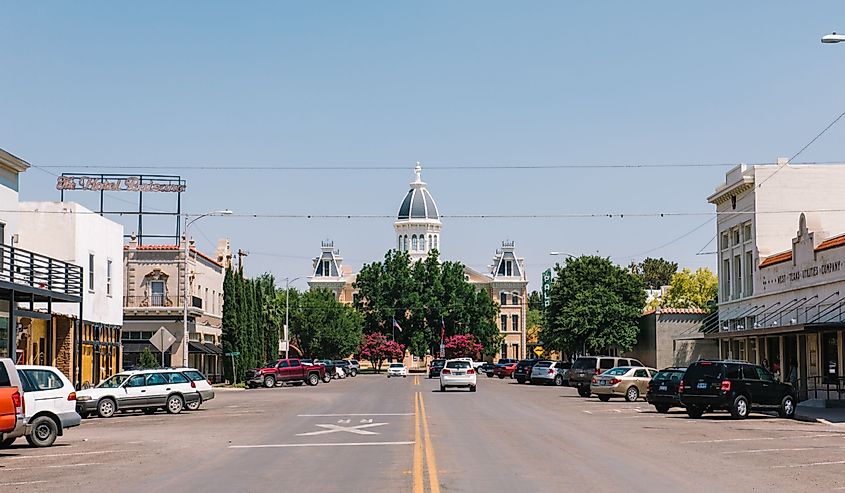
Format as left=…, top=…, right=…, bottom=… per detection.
left=414, top=162, right=422, bottom=183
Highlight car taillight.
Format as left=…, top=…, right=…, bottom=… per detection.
left=207, top=379, right=212, bottom=386
left=721, top=380, right=731, bottom=392
left=610, top=378, right=621, bottom=385
left=678, top=381, right=685, bottom=393
left=647, top=383, right=652, bottom=392
left=548, top=369, right=554, bottom=374
left=190, top=381, right=196, bottom=388
left=67, top=392, right=77, bottom=401
left=591, top=377, right=597, bottom=384
left=11, top=389, right=23, bottom=414
left=467, top=369, right=475, bottom=375
left=595, top=369, right=601, bottom=374
left=442, top=369, right=451, bottom=375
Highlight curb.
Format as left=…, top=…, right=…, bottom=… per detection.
left=794, top=413, right=820, bottom=424
left=212, top=386, right=247, bottom=392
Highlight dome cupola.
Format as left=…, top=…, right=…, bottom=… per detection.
left=394, top=163, right=442, bottom=261
left=397, top=164, right=439, bottom=220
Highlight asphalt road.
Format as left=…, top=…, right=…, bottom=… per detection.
left=2, top=373, right=845, bottom=492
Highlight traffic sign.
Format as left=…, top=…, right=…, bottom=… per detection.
left=150, top=327, right=176, bottom=353
left=533, top=346, right=544, bottom=357
left=225, top=351, right=241, bottom=357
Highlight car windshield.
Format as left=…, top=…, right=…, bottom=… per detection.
left=97, top=374, right=131, bottom=388
left=496, top=359, right=512, bottom=365
left=390, top=364, right=404, bottom=368
left=654, top=370, right=684, bottom=382
left=603, top=367, right=630, bottom=376
left=264, top=360, right=280, bottom=368
left=431, top=360, right=445, bottom=366
left=535, top=361, right=553, bottom=368
left=572, top=358, right=597, bottom=370
left=446, top=361, right=471, bottom=369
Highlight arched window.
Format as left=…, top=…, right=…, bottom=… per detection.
left=412, top=235, right=418, bottom=251
left=500, top=291, right=508, bottom=306
left=398, top=236, right=402, bottom=251
left=420, top=234, right=426, bottom=251
left=433, top=235, right=438, bottom=250
left=404, top=235, right=408, bottom=251
left=512, top=292, right=521, bottom=305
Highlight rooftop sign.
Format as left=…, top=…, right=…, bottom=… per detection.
left=56, top=175, right=186, bottom=193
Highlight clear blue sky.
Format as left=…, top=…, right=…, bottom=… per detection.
left=3, top=2, right=845, bottom=290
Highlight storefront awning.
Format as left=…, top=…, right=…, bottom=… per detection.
left=122, top=341, right=159, bottom=353
left=203, top=343, right=223, bottom=355
left=188, top=341, right=216, bottom=354
left=705, top=324, right=806, bottom=339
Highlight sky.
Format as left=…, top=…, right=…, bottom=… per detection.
left=3, top=2, right=845, bottom=290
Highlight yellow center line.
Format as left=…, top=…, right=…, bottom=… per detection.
left=413, top=392, right=424, bottom=493
left=419, top=392, right=441, bottom=493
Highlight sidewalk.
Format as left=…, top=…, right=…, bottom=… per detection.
left=796, top=403, right=845, bottom=426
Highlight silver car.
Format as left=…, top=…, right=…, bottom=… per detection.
left=530, top=360, right=571, bottom=386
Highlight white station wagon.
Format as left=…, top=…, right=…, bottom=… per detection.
left=76, top=369, right=200, bottom=418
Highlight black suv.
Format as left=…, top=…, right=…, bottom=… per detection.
left=428, top=359, right=446, bottom=378
left=514, top=359, right=540, bottom=384
left=646, top=367, right=686, bottom=413
left=679, top=360, right=797, bottom=419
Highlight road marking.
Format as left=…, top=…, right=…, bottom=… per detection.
left=413, top=392, right=424, bottom=493
left=296, top=422, right=388, bottom=436
left=297, top=413, right=413, bottom=417
left=723, top=447, right=816, bottom=454
left=419, top=391, right=441, bottom=493
left=0, top=481, right=48, bottom=487
left=1, top=462, right=103, bottom=472
left=229, top=441, right=414, bottom=449
left=7, top=450, right=134, bottom=460
left=683, top=434, right=837, bottom=444
left=582, top=411, right=593, bottom=414
left=773, top=460, right=845, bottom=468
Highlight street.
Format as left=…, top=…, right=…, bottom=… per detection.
left=2, top=375, right=845, bottom=492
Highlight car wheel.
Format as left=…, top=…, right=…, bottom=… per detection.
left=186, top=397, right=202, bottom=411
left=26, top=416, right=59, bottom=448
left=351, top=369, right=358, bottom=377
left=577, top=386, right=591, bottom=398
left=686, top=405, right=704, bottom=419
left=498, top=375, right=504, bottom=379
left=778, top=395, right=796, bottom=419
left=307, top=373, right=320, bottom=386
left=263, top=376, right=276, bottom=388
left=143, top=408, right=156, bottom=415
left=515, top=377, right=524, bottom=384
left=403, top=375, right=407, bottom=378
left=322, top=374, right=332, bottom=383
left=625, top=386, right=640, bottom=402
left=166, top=395, right=184, bottom=414
left=654, top=404, right=670, bottom=414
left=0, top=437, right=16, bottom=448
left=440, top=385, right=446, bottom=392
left=470, top=386, right=477, bottom=392
left=730, top=395, right=749, bottom=419
left=598, top=395, right=611, bottom=402
left=554, top=375, right=564, bottom=386
left=97, top=398, right=117, bottom=418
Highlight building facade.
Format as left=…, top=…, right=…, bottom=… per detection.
left=16, top=201, right=124, bottom=386
left=122, top=237, right=230, bottom=381
left=308, top=165, right=528, bottom=361
left=708, top=161, right=845, bottom=402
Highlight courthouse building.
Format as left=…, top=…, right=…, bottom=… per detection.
left=308, top=165, right=528, bottom=361
left=708, top=160, right=845, bottom=402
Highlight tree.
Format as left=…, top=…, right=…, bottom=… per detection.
left=633, top=257, right=678, bottom=290
left=358, top=332, right=405, bottom=373
left=292, top=288, right=364, bottom=359
left=528, top=290, right=544, bottom=311
left=138, top=347, right=160, bottom=369
left=443, top=334, right=483, bottom=359
left=526, top=307, right=544, bottom=345
left=545, top=256, right=646, bottom=354
left=662, top=267, right=718, bottom=310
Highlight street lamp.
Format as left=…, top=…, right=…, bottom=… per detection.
left=282, top=276, right=303, bottom=359
left=822, top=32, right=845, bottom=43
left=182, top=209, right=233, bottom=367
left=549, top=251, right=577, bottom=259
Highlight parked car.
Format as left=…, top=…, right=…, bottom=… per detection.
left=493, top=359, right=519, bottom=379
left=180, top=368, right=215, bottom=410
left=318, top=359, right=341, bottom=380
left=428, top=359, right=446, bottom=378
left=530, top=360, right=570, bottom=386
left=439, top=359, right=477, bottom=392
left=387, top=363, right=408, bottom=378
left=76, top=369, right=200, bottom=418
left=569, top=356, right=645, bottom=397
left=335, top=360, right=356, bottom=377
left=479, top=362, right=495, bottom=377
left=347, top=359, right=361, bottom=374
left=0, top=358, right=25, bottom=448
left=514, top=359, right=541, bottom=384
left=245, top=359, right=325, bottom=388
left=454, top=358, right=484, bottom=371
left=646, top=367, right=686, bottom=413
left=591, top=366, right=658, bottom=402
left=2, top=365, right=81, bottom=447
left=679, top=360, right=797, bottom=419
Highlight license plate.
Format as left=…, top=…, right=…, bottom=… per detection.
left=600, top=380, right=608, bottom=386
left=455, top=371, right=465, bottom=375
left=659, top=385, right=667, bottom=391
left=697, top=382, right=708, bottom=389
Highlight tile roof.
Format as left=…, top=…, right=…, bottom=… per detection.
left=816, top=233, right=845, bottom=252
left=759, top=232, right=845, bottom=269
left=759, top=250, right=792, bottom=268
left=125, top=244, right=223, bottom=268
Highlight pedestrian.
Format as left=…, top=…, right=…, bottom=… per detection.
left=788, top=359, right=799, bottom=388
left=762, top=358, right=769, bottom=371
left=772, top=358, right=781, bottom=381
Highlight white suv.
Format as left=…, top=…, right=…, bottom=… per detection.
left=76, top=369, right=200, bottom=418
left=440, top=359, right=477, bottom=392
left=387, top=363, right=408, bottom=378
left=0, top=365, right=79, bottom=448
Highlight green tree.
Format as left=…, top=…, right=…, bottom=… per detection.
left=526, top=307, right=545, bottom=345
left=527, top=290, right=544, bottom=311
left=138, top=347, right=160, bottom=369
left=632, top=257, right=678, bottom=290
left=292, top=288, right=364, bottom=359
left=545, top=256, right=646, bottom=354
left=662, top=267, right=718, bottom=310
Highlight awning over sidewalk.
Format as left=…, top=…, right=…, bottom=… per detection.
left=203, top=343, right=223, bottom=355
left=188, top=341, right=216, bottom=354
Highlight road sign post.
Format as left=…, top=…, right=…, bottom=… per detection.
left=150, top=327, right=177, bottom=367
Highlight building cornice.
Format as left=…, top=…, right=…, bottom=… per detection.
left=0, top=148, right=31, bottom=173
left=707, top=179, right=754, bottom=205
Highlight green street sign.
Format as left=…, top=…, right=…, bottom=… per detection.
left=541, top=268, right=553, bottom=307
left=225, top=351, right=240, bottom=356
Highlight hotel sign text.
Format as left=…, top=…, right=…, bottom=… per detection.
left=56, top=176, right=186, bottom=193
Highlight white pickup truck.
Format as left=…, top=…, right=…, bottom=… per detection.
left=454, top=358, right=485, bottom=371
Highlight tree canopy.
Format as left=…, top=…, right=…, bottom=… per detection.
left=353, top=250, right=500, bottom=357
left=358, top=332, right=405, bottom=373
left=545, top=256, right=646, bottom=354
left=631, top=257, right=678, bottom=290
left=661, top=267, right=718, bottom=310
left=290, top=288, right=364, bottom=359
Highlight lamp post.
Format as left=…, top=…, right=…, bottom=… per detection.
left=821, top=32, right=845, bottom=43
left=549, top=251, right=577, bottom=259
left=182, top=209, right=233, bottom=368
left=283, top=276, right=303, bottom=359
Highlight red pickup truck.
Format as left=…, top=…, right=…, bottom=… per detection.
left=1, top=358, right=25, bottom=445
left=246, top=358, right=326, bottom=388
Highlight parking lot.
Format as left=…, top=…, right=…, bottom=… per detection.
left=3, top=374, right=845, bottom=492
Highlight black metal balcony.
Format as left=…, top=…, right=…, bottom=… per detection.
left=0, top=243, right=83, bottom=301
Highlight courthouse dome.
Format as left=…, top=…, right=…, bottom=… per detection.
left=397, top=164, right=439, bottom=221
